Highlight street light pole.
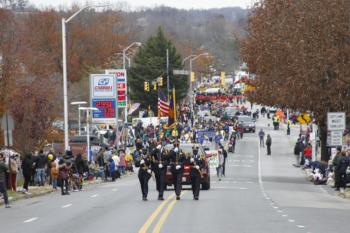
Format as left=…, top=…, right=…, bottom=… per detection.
left=62, top=5, right=108, bottom=151
left=71, top=101, right=87, bottom=135
left=189, top=53, right=209, bottom=113
left=122, top=42, right=142, bottom=69
left=122, top=42, right=141, bottom=123
left=79, top=107, right=99, bottom=161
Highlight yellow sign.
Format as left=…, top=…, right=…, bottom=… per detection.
left=244, top=85, right=256, bottom=91
left=297, top=113, right=311, bottom=125
left=190, top=72, right=195, bottom=82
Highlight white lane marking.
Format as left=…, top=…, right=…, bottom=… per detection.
left=282, top=214, right=288, bottom=217
left=214, top=186, right=248, bottom=190
left=288, top=219, right=295, bottom=223
left=296, top=225, right=305, bottom=228
left=91, top=194, right=99, bottom=198
left=62, top=203, right=72, bottom=208
left=277, top=210, right=283, bottom=213
left=24, top=217, right=38, bottom=223
left=258, top=141, right=262, bottom=184
left=112, top=188, right=118, bottom=192
left=273, top=206, right=279, bottom=209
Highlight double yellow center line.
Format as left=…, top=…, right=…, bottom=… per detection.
left=138, top=191, right=187, bottom=233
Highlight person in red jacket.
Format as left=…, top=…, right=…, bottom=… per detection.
left=303, top=143, right=312, bottom=166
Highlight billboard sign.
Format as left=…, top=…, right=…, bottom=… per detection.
left=90, top=74, right=116, bottom=98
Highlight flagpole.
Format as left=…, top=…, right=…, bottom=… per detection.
left=173, top=87, right=177, bottom=125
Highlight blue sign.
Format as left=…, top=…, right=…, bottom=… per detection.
left=92, top=99, right=116, bottom=119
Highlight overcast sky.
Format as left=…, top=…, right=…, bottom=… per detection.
left=29, top=0, right=254, bottom=10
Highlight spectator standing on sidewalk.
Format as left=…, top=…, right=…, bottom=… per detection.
left=294, top=139, right=304, bottom=167
left=217, top=149, right=224, bottom=181
left=21, top=153, right=33, bottom=193
left=34, top=150, right=47, bottom=186
left=303, top=143, right=312, bottom=167
left=332, top=146, right=342, bottom=191
left=9, top=154, right=19, bottom=192
left=335, top=151, right=349, bottom=193
left=50, top=159, right=58, bottom=190
left=0, top=152, right=10, bottom=208
left=258, top=129, right=265, bottom=147
left=266, top=134, right=272, bottom=155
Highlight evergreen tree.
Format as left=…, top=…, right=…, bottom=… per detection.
left=128, top=28, right=188, bottom=110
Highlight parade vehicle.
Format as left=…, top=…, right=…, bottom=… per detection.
left=236, top=115, right=256, bottom=133
left=164, top=143, right=211, bottom=190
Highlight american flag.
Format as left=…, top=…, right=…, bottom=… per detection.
left=158, top=89, right=169, bottom=116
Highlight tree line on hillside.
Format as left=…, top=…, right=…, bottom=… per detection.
left=240, top=0, right=350, bottom=161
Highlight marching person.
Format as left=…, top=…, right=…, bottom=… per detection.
left=151, top=144, right=167, bottom=201
left=135, top=149, right=152, bottom=201
left=168, top=141, right=185, bottom=200
left=190, top=146, right=204, bottom=200
left=258, top=129, right=265, bottom=147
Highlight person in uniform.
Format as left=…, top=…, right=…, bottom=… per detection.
left=135, top=149, right=152, bottom=201
left=189, top=146, right=204, bottom=200
left=168, top=141, right=185, bottom=200
left=151, top=144, right=167, bottom=200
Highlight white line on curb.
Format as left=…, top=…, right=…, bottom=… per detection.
left=62, top=204, right=72, bottom=208
left=24, top=217, right=38, bottom=223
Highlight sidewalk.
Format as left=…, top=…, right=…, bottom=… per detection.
left=255, top=112, right=350, bottom=202
left=0, top=177, right=108, bottom=206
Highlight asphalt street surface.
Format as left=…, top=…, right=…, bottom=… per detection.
left=1, top=117, right=350, bottom=233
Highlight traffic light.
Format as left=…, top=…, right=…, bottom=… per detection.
left=159, top=77, right=163, bottom=86
left=190, top=72, right=195, bottom=82
left=144, top=81, right=150, bottom=91
left=153, top=83, right=157, bottom=91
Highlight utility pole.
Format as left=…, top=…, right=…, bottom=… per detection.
left=166, top=49, right=170, bottom=96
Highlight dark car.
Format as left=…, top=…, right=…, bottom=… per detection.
left=237, top=115, right=256, bottom=133
left=164, top=143, right=211, bottom=190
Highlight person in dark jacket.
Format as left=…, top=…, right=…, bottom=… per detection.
left=189, top=147, right=204, bottom=200
left=34, top=150, right=47, bottom=186
left=135, top=149, right=152, bottom=201
left=21, top=153, right=33, bottom=193
left=335, top=151, right=350, bottom=192
left=332, top=147, right=342, bottom=190
left=266, top=134, right=272, bottom=155
left=151, top=144, right=167, bottom=200
left=168, top=142, right=186, bottom=200
left=0, top=153, right=10, bottom=208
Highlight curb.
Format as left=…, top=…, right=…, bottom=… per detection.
left=303, top=168, right=350, bottom=199
left=0, top=189, right=54, bottom=206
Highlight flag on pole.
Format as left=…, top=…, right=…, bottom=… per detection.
left=165, top=88, right=176, bottom=129
left=158, top=89, right=170, bottom=117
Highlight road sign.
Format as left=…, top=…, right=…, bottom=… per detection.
left=297, top=113, right=311, bottom=125
left=329, top=130, right=343, bottom=146
left=173, top=69, right=190, bottom=75
left=1, top=112, right=14, bottom=147
left=327, top=112, right=346, bottom=131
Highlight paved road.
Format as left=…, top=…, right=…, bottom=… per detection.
left=1, top=117, right=350, bottom=233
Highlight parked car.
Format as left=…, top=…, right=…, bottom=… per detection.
left=164, top=143, right=211, bottom=190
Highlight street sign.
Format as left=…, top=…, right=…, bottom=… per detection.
left=1, top=112, right=14, bottom=147
left=297, top=113, right=311, bottom=125
left=327, top=112, right=346, bottom=131
left=3, top=130, right=13, bottom=147
left=173, top=69, right=190, bottom=76
left=1, top=112, right=14, bottom=130
left=329, top=130, right=343, bottom=146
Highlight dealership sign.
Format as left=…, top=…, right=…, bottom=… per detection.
left=90, top=74, right=116, bottom=98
